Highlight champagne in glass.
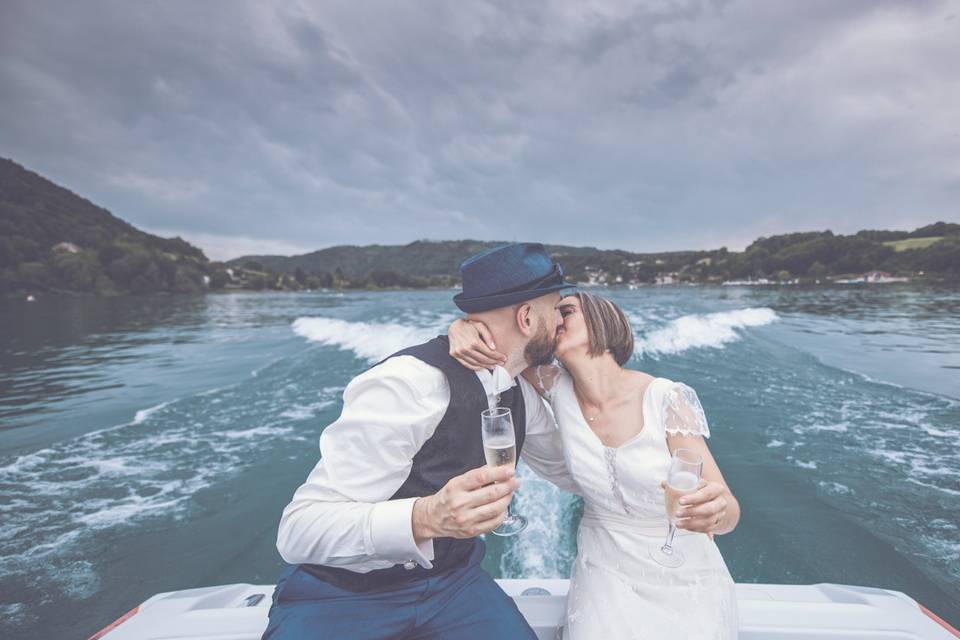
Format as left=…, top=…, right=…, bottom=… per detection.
left=480, top=407, right=527, bottom=536
left=649, top=448, right=703, bottom=568
left=483, top=438, right=517, bottom=468
left=663, top=470, right=699, bottom=519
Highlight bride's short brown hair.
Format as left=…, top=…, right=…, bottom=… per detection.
left=567, top=291, right=635, bottom=366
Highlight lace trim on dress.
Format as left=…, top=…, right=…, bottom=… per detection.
left=603, top=447, right=631, bottom=515
left=661, top=382, right=711, bottom=438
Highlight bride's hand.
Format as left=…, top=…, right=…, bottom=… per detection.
left=448, top=318, right=507, bottom=370
left=665, top=479, right=730, bottom=534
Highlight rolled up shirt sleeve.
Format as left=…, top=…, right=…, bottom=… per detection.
left=276, top=356, right=448, bottom=571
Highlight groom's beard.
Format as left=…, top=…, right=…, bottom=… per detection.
left=524, top=319, right=557, bottom=366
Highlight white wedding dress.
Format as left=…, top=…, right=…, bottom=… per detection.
left=540, top=366, right=738, bottom=639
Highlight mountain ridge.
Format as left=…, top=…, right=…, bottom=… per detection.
left=2, top=157, right=958, bottom=296
left=229, top=223, right=960, bottom=285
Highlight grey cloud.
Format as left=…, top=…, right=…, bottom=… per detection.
left=1, top=0, right=958, bottom=261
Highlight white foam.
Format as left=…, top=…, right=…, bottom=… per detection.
left=922, top=425, right=960, bottom=438
left=635, top=307, right=778, bottom=356
left=907, top=477, right=960, bottom=496
left=818, top=481, right=853, bottom=495
left=133, top=400, right=173, bottom=425
left=220, top=426, right=294, bottom=439
left=75, top=494, right=188, bottom=528
left=501, top=461, right=577, bottom=578
left=792, top=422, right=850, bottom=434
left=794, top=460, right=818, bottom=469
left=0, top=374, right=312, bottom=595
left=0, top=449, right=52, bottom=475
left=766, top=439, right=786, bottom=448
left=292, top=317, right=445, bottom=362
left=868, top=448, right=907, bottom=464
left=280, top=400, right=335, bottom=421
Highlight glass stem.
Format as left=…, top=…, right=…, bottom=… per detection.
left=661, top=523, right=678, bottom=555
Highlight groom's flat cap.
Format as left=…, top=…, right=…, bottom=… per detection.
left=454, top=243, right=573, bottom=313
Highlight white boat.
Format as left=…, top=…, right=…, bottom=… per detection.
left=90, top=578, right=959, bottom=639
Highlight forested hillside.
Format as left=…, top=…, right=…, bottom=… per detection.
left=233, top=223, right=959, bottom=286
left=0, top=158, right=212, bottom=295
left=2, top=156, right=957, bottom=297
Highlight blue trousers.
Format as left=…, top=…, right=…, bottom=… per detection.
left=262, top=543, right=537, bottom=639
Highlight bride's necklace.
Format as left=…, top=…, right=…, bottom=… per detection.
left=575, top=371, right=629, bottom=423
left=581, top=401, right=601, bottom=423
left=575, top=387, right=608, bottom=423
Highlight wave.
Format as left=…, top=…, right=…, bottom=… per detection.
left=132, top=400, right=174, bottom=425
left=0, top=358, right=326, bottom=607
left=280, top=400, right=335, bottom=421
left=818, top=481, right=854, bottom=496
left=219, top=425, right=294, bottom=439
left=292, top=317, right=450, bottom=362
left=291, top=308, right=777, bottom=364
left=635, top=307, right=778, bottom=356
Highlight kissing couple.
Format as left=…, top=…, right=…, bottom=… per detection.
left=263, top=243, right=740, bottom=639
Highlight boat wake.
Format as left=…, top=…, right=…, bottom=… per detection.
left=0, top=355, right=343, bottom=620
left=292, top=315, right=456, bottom=362
left=634, top=307, right=778, bottom=357
left=291, top=307, right=779, bottom=363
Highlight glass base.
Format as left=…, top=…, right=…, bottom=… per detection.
left=491, top=514, right=528, bottom=537
left=648, top=543, right=685, bottom=568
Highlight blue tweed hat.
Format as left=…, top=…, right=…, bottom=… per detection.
left=453, top=243, right=573, bottom=313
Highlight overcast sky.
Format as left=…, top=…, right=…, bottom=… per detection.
left=2, top=1, right=958, bottom=260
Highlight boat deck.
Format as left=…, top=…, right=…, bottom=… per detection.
left=94, top=579, right=959, bottom=639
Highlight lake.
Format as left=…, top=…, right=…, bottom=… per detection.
left=1, top=285, right=958, bottom=638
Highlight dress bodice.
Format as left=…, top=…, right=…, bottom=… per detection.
left=546, top=367, right=710, bottom=521
left=550, top=369, right=670, bottom=520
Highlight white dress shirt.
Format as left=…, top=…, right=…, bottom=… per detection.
left=275, top=355, right=578, bottom=573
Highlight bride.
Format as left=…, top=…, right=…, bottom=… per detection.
left=449, top=291, right=740, bottom=639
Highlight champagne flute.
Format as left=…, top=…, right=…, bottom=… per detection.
left=649, top=448, right=703, bottom=567
left=481, top=407, right=528, bottom=536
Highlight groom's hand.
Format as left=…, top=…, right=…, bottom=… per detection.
left=412, top=465, right=520, bottom=543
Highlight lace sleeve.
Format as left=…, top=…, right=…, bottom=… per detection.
left=661, top=382, right=711, bottom=438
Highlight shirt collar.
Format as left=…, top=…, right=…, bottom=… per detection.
left=474, top=365, right=517, bottom=408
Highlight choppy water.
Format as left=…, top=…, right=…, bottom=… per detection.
left=1, top=286, right=958, bottom=638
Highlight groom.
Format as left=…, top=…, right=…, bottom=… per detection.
left=263, top=243, right=578, bottom=639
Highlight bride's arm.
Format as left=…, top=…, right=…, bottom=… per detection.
left=666, top=435, right=740, bottom=535
left=448, top=318, right=560, bottom=400
left=448, top=318, right=507, bottom=370
left=661, top=383, right=740, bottom=536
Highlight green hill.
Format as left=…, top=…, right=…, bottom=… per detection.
left=231, top=223, right=960, bottom=286
left=0, top=157, right=216, bottom=295
left=230, top=240, right=602, bottom=280
left=2, top=156, right=957, bottom=296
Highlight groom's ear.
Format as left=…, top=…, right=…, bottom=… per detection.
left=515, top=303, right=535, bottom=336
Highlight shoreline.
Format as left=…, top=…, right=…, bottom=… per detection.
left=5, top=278, right=960, bottom=300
